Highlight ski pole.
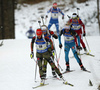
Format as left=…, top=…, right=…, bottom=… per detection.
left=54, top=57, right=63, bottom=71
left=38, top=21, right=41, bottom=28
left=45, top=17, right=47, bottom=24
left=57, top=48, right=62, bottom=68
left=67, top=15, right=71, bottom=19
left=84, top=36, right=91, bottom=52
left=52, top=37, right=63, bottom=71
left=76, top=8, right=80, bottom=16
left=33, top=58, right=38, bottom=82
left=41, top=16, right=44, bottom=25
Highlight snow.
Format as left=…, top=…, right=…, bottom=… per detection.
left=15, top=0, right=99, bottom=39
left=0, top=36, right=100, bottom=90
left=0, top=0, right=100, bottom=90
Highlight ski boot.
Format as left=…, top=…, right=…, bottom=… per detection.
left=40, top=79, right=45, bottom=85
left=81, top=66, right=86, bottom=71
left=59, top=75, right=68, bottom=84
left=66, top=66, right=70, bottom=72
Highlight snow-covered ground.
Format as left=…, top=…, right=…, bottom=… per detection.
left=0, top=0, right=100, bottom=90
left=0, top=36, right=100, bottom=90
left=15, top=0, right=99, bottom=39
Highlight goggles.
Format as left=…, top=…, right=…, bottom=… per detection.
left=41, top=26, right=47, bottom=30
left=72, top=15, right=77, bottom=19
left=42, top=30, right=46, bottom=33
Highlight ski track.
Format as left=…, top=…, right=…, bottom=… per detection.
left=0, top=36, right=100, bottom=90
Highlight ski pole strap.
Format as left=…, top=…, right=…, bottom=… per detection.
left=33, top=58, right=37, bottom=63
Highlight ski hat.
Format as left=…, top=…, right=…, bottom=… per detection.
left=53, top=2, right=57, bottom=6
left=72, top=13, right=77, bottom=19
left=41, top=26, right=47, bottom=30
left=36, top=29, right=42, bottom=36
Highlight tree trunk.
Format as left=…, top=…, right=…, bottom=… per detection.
left=0, top=0, right=15, bottom=39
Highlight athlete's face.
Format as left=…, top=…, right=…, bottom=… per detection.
left=72, top=17, right=78, bottom=22
left=37, top=35, right=42, bottom=39
left=65, top=29, right=69, bottom=32
left=42, top=30, right=47, bottom=34
left=53, top=5, right=57, bottom=9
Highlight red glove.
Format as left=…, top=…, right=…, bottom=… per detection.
left=50, top=31, right=54, bottom=35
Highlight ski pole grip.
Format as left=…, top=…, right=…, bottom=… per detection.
left=41, top=16, right=44, bottom=18
left=38, top=21, right=41, bottom=23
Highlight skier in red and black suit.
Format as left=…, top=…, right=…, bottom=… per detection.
left=68, top=13, right=87, bottom=52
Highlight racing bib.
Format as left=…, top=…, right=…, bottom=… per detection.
left=36, top=44, right=47, bottom=50
left=71, top=25, right=81, bottom=30
left=64, top=36, right=74, bottom=42
left=51, top=13, right=58, bottom=19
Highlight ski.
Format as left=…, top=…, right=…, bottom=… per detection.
left=70, top=53, right=95, bottom=58
left=62, top=70, right=75, bottom=74
left=63, top=82, right=74, bottom=87
left=84, top=70, right=91, bottom=73
left=32, top=83, right=49, bottom=89
left=82, top=69, right=91, bottom=73
left=84, top=53, right=95, bottom=57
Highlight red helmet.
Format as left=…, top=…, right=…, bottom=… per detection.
left=36, top=29, right=42, bottom=36
left=53, top=2, right=57, bottom=6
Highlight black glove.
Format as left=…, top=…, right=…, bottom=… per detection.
left=30, top=52, right=34, bottom=59
left=59, top=44, right=62, bottom=48
left=52, top=35, right=58, bottom=39
left=62, top=16, right=64, bottom=19
left=76, top=46, right=82, bottom=50
left=83, top=33, right=86, bottom=37
left=46, top=15, right=48, bottom=18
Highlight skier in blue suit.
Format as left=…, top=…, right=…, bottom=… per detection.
left=46, top=2, right=64, bottom=35
left=58, top=24, right=86, bottom=72
left=26, top=26, right=35, bottom=39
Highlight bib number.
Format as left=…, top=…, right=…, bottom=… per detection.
left=51, top=13, right=58, bottom=18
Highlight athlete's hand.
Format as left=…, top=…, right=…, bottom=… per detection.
left=46, top=15, right=48, bottom=18
left=62, top=16, right=64, bottom=19
left=76, top=46, right=82, bottom=50
left=83, top=33, right=86, bottom=37
left=30, top=52, right=34, bottom=59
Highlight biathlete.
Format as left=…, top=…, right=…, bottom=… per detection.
left=58, top=24, right=86, bottom=71
left=30, top=29, right=66, bottom=85
left=46, top=2, right=64, bottom=35
left=41, top=25, right=58, bottom=78
left=68, top=13, right=87, bottom=52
